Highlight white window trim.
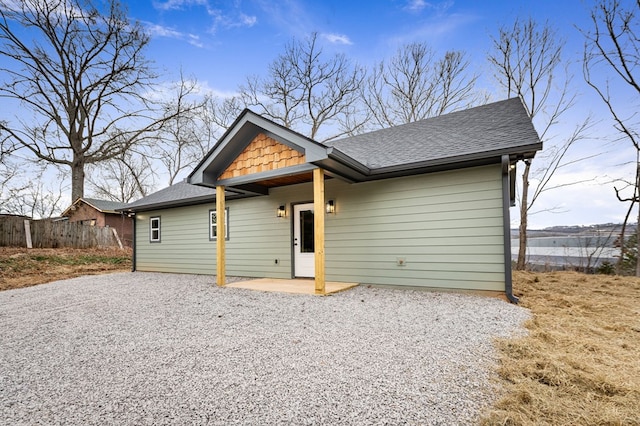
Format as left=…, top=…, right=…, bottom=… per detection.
left=150, top=216, right=161, bottom=243
left=209, top=208, right=229, bottom=241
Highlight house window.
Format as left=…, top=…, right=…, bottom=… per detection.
left=150, top=216, right=161, bottom=243
left=210, top=209, right=229, bottom=241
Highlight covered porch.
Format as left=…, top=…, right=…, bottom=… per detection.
left=187, top=111, right=359, bottom=295
left=225, top=278, right=358, bottom=295
left=213, top=166, right=335, bottom=295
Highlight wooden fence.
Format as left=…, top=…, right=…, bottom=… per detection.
left=0, top=216, right=121, bottom=249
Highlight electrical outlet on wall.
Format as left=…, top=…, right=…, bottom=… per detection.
left=274, top=259, right=279, bottom=265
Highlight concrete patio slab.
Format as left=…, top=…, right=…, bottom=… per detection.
left=224, top=278, right=359, bottom=295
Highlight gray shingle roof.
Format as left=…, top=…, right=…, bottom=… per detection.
left=82, top=198, right=128, bottom=213
left=324, top=98, right=540, bottom=170
left=120, top=181, right=216, bottom=212
left=125, top=98, right=541, bottom=211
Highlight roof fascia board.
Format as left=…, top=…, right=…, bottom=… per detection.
left=367, top=143, right=542, bottom=177
left=61, top=198, right=82, bottom=216
left=258, top=126, right=328, bottom=161
left=325, top=147, right=370, bottom=175
left=62, top=198, right=114, bottom=216
left=189, top=109, right=252, bottom=181
left=215, top=163, right=318, bottom=187
left=357, top=156, right=509, bottom=182
left=118, top=191, right=251, bottom=213
left=189, top=113, right=256, bottom=185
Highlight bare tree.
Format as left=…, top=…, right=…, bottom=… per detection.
left=0, top=0, right=188, bottom=202
left=0, top=159, right=25, bottom=213
left=151, top=74, right=211, bottom=185
left=205, top=95, right=244, bottom=132
left=489, top=17, right=592, bottom=270
left=583, top=0, right=640, bottom=275
left=87, top=150, right=155, bottom=203
left=613, top=176, right=638, bottom=273
left=239, top=32, right=366, bottom=140
left=571, top=227, right=619, bottom=273
left=363, top=42, right=484, bottom=128
left=0, top=165, right=66, bottom=218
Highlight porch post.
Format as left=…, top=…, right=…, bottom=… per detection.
left=216, top=185, right=226, bottom=287
left=313, top=168, right=326, bottom=294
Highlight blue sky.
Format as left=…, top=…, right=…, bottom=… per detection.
left=128, top=0, right=632, bottom=228
left=2, top=0, right=632, bottom=227
left=129, top=0, right=590, bottom=94
left=125, top=0, right=626, bottom=229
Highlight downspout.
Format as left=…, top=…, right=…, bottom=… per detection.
left=501, top=155, right=518, bottom=304
left=131, top=212, right=136, bottom=272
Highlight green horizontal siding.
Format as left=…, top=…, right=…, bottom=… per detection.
left=224, top=194, right=297, bottom=278
left=323, top=165, right=506, bottom=291
left=135, top=204, right=216, bottom=275
left=135, top=164, right=506, bottom=291
left=135, top=197, right=295, bottom=278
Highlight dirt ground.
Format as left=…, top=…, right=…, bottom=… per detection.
left=0, top=247, right=132, bottom=291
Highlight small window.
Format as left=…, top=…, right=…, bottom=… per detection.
left=150, top=216, right=161, bottom=243
left=210, top=208, right=229, bottom=241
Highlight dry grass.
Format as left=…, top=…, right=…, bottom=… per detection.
left=0, top=247, right=132, bottom=291
left=482, top=271, right=640, bottom=426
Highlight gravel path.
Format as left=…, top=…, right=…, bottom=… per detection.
left=0, top=272, right=529, bottom=425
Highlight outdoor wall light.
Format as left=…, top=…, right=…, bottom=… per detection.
left=277, top=205, right=286, bottom=218
left=325, top=199, right=335, bottom=214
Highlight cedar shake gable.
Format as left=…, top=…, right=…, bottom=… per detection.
left=219, top=133, right=306, bottom=180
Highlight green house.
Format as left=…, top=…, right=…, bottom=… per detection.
left=121, top=98, right=541, bottom=301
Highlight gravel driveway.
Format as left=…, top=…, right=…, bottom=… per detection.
left=0, top=272, right=529, bottom=425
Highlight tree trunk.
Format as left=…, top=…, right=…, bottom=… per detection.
left=516, top=160, right=531, bottom=270
left=71, top=159, right=85, bottom=203
left=616, top=200, right=634, bottom=274
left=636, top=162, right=640, bottom=277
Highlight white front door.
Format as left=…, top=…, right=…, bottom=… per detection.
left=293, top=203, right=315, bottom=277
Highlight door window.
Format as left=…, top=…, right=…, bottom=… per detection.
left=299, top=209, right=314, bottom=253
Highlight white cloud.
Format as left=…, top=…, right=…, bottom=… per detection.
left=152, top=0, right=208, bottom=11
left=186, top=35, right=205, bottom=48
left=152, top=1, right=257, bottom=37
left=253, top=0, right=312, bottom=37
left=196, top=81, right=240, bottom=99
left=144, top=22, right=205, bottom=48
left=386, top=11, right=479, bottom=47
left=145, top=23, right=183, bottom=38
left=403, top=0, right=455, bottom=15
left=207, top=9, right=258, bottom=34
left=405, top=0, right=428, bottom=12
left=321, top=33, right=353, bottom=45
left=240, top=14, right=257, bottom=27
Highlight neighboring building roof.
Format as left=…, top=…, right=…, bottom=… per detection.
left=62, top=197, right=128, bottom=216
left=82, top=198, right=128, bottom=213
left=120, top=181, right=223, bottom=212
left=324, top=98, right=540, bottom=172
left=122, top=180, right=260, bottom=212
